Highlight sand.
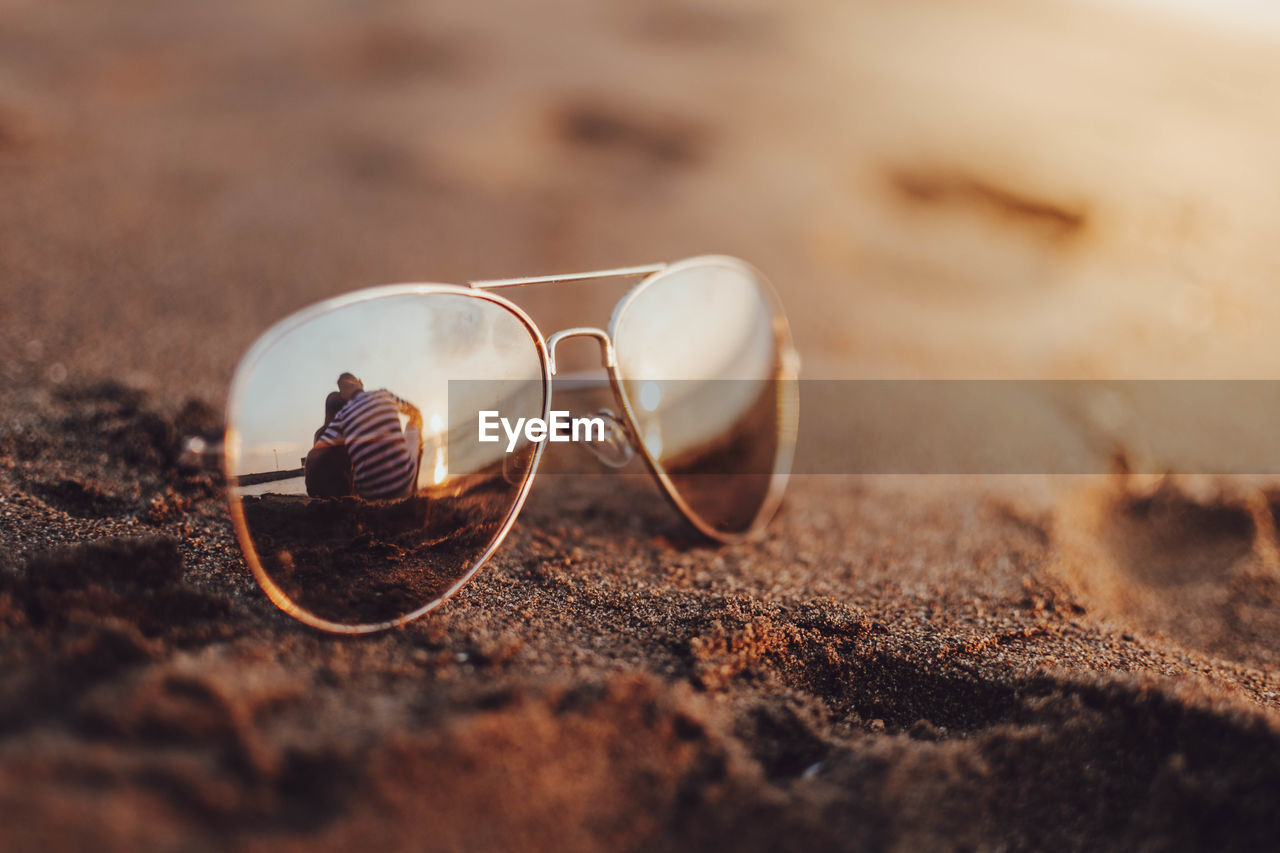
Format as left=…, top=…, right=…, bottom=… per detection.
left=3, top=0, right=1280, bottom=849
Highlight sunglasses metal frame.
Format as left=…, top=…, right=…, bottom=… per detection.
left=225, top=254, right=798, bottom=633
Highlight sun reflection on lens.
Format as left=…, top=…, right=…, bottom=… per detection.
left=427, top=412, right=448, bottom=484
left=432, top=446, right=448, bottom=484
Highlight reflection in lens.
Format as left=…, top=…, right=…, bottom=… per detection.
left=226, top=291, right=545, bottom=629
left=612, top=259, right=795, bottom=536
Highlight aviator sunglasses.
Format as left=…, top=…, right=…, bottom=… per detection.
left=218, top=255, right=799, bottom=633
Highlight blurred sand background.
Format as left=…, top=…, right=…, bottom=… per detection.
left=3, top=0, right=1280, bottom=848
left=4, top=0, right=1280, bottom=389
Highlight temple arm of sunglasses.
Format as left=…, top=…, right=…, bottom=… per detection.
left=467, top=263, right=666, bottom=289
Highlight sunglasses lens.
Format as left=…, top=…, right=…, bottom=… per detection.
left=612, top=259, right=795, bottom=537
left=226, top=291, right=545, bottom=630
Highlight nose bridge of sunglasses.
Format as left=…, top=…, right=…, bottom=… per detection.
left=545, top=327, right=615, bottom=376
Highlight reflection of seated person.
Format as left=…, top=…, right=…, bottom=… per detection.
left=305, top=392, right=354, bottom=498
left=313, top=373, right=424, bottom=500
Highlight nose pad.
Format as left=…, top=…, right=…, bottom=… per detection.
left=501, top=408, right=635, bottom=483
left=583, top=408, right=635, bottom=468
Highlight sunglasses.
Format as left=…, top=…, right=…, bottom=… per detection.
left=219, top=255, right=799, bottom=633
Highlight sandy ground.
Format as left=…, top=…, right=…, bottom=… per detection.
left=3, top=0, right=1280, bottom=848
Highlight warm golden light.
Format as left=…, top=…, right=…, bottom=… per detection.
left=432, top=446, right=448, bottom=485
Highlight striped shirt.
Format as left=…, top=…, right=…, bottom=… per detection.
left=316, top=389, right=419, bottom=499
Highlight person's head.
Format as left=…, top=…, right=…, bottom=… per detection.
left=323, top=391, right=346, bottom=423
left=337, top=372, right=363, bottom=401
